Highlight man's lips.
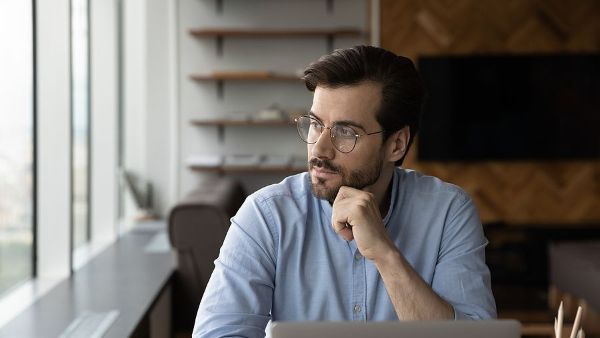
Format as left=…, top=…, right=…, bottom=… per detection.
left=312, top=167, right=338, bottom=176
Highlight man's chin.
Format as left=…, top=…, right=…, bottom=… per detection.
left=310, top=180, right=341, bottom=203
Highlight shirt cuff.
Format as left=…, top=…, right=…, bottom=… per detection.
left=452, top=306, right=471, bottom=320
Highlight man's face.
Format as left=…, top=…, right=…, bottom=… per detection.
left=308, top=82, right=386, bottom=203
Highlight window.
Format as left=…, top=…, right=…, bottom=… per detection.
left=71, top=0, right=91, bottom=248
left=0, top=0, right=35, bottom=295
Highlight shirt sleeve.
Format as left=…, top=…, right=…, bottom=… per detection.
left=431, top=192, right=497, bottom=320
left=192, top=195, right=278, bottom=338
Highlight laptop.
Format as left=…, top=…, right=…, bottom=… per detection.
left=270, top=320, right=521, bottom=338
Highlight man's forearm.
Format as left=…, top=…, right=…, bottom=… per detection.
left=374, top=248, right=454, bottom=320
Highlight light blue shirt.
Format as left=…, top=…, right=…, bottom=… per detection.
left=193, top=168, right=497, bottom=337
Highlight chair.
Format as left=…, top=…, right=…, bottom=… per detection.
left=168, top=177, right=246, bottom=333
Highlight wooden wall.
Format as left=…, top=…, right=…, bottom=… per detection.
left=381, top=0, right=600, bottom=225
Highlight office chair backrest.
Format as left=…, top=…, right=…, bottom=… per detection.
left=168, top=177, right=246, bottom=332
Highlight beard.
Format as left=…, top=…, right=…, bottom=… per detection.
left=308, top=153, right=383, bottom=203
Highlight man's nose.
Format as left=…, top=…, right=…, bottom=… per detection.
left=310, top=129, right=335, bottom=159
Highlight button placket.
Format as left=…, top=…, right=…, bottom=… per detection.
left=351, top=247, right=366, bottom=321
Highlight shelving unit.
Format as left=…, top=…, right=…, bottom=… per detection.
left=181, top=0, right=369, bottom=188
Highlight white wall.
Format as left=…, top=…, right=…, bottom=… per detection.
left=121, top=0, right=147, bottom=222
left=145, top=0, right=178, bottom=217
left=36, top=0, right=72, bottom=279
left=90, top=0, right=119, bottom=242
left=122, top=0, right=178, bottom=218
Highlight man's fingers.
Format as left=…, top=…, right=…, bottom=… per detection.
left=332, top=219, right=354, bottom=240
left=337, top=226, right=354, bottom=241
left=332, top=186, right=377, bottom=242
left=333, top=186, right=360, bottom=202
left=332, top=219, right=348, bottom=233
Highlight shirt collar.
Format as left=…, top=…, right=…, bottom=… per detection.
left=317, top=168, right=400, bottom=229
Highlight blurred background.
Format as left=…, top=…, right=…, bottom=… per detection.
left=0, top=0, right=598, bottom=337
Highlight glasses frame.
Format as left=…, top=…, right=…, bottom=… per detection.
left=294, top=115, right=384, bottom=153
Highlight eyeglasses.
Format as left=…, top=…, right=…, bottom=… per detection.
left=294, top=115, right=384, bottom=153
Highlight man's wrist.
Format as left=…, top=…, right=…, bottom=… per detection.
left=372, top=243, right=403, bottom=269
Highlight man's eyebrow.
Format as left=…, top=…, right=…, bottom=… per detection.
left=308, top=111, right=367, bottom=132
left=308, top=111, right=323, bottom=123
left=335, top=120, right=367, bottom=132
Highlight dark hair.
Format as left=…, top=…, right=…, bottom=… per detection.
left=302, top=45, right=424, bottom=166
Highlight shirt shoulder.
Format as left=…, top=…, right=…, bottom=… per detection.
left=249, top=172, right=312, bottom=205
left=398, top=168, right=470, bottom=204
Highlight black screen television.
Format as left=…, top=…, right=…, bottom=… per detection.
left=417, top=54, right=600, bottom=161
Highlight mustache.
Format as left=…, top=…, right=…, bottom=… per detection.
left=309, top=158, right=341, bottom=173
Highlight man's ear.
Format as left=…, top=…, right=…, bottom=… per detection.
left=386, top=126, right=410, bottom=163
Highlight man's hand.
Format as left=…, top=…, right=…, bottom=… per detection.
left=331, top=186, right=396, bottom=261
left=332, top=186, right=454, bottom=320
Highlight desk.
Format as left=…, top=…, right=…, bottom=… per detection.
left=548, top=241, right=600, bottom=336
left=0, top=227, right=176, bottom=337
left=549, top=241, right=600, bottom=310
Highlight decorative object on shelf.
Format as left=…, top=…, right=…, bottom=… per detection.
left=256, top=104, right=287, bottom=121
left=259, top=155, right=293, bottom=169
left=185, top=154, right=223, bottom=168
left=190, top=105, right=299, bottom=141
left=189, top=107, right=306, bottom=127
left=119, top=168, right=158, bottom=220
left=224, top=154, right=262, bottom=168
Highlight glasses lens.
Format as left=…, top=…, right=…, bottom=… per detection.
left=331, top=125, right=357, bottom=153
left=296, top=116, right=321, bottom=144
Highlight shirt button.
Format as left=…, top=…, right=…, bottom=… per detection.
left=353, top=304, right=362, bottom=313
left=354, top=252, right=362, bottom=260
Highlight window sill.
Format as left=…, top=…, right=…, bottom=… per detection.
left=0, top=222, right=174, bottom=337
left=0, top=277, right=62, bottom=328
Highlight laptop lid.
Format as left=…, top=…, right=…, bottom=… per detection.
left=270, top=320, right=521, bottom=338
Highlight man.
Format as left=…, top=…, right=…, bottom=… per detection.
left=193, top=45, right=496, bottom=338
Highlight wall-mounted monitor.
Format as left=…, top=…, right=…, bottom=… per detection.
left=417, top=54, right=600, bottom=161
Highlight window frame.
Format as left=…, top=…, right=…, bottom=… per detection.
left=70, top=0, right=93, bottom=263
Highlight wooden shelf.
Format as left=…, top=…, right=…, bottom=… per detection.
left=190, top=119, right=293, bottom=127
left=189, top=72, right=302, bottom=99
left=189, top=28, right=363, bottom=38
left=189, top=165, right=304, bottom=174
left=190, top=27, right=365, bottom=56
left=190, top=72, right=301, bottom=82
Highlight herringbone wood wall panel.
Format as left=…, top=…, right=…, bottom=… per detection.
left=381, top=0, right=600, bottom=224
